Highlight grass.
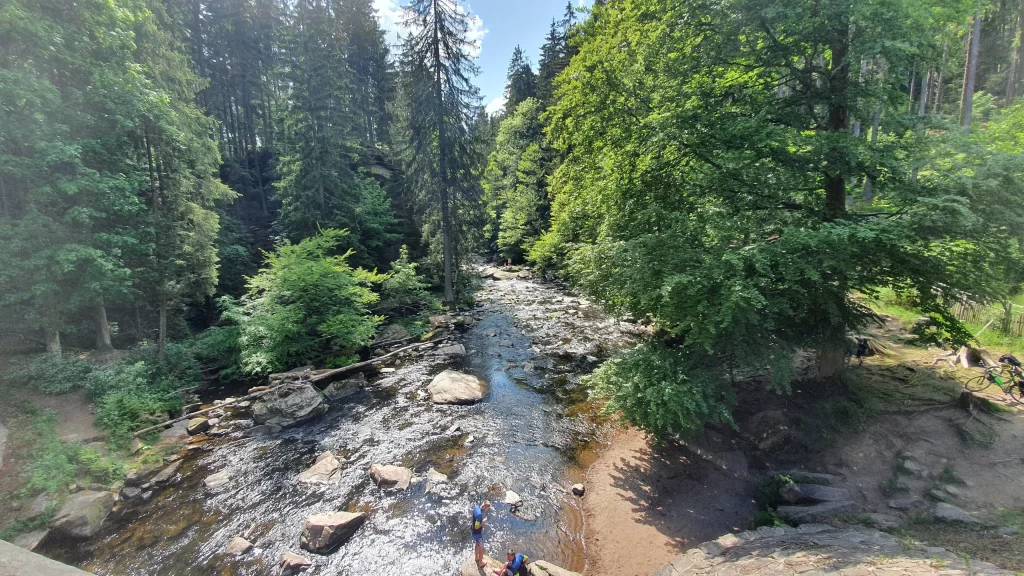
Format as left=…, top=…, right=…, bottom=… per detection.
left=897, top=510, right=1024, bottom=572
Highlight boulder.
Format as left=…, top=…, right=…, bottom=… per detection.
left=130, top=438, right=144, bottom=454
left=934, top=503, right=981, bottom=524
left=322, top=377, right=364, bottom=401
left=186, top=417, right=211, bottom=435
left=571, top=483, right=586, bottom=497
left=160, top=420, right=190, bottom=442
left=369, top=464, right=413, bottom=490
left=12, top=529, right=48, bottom=551
left=150, top=461, right=181, bottom=484
left=124, top=462, right=163, bottom=487
left=861, top=513, right=901, bottom=529
left=776, top=500, right=854, bottom=523
left=435, top=344, right=467, bottom=357
left=460, top=554, right=505, bottom=576
left=280, top=551, right=313, bottom=575
left=779, top=483, right=851, bottom=504
left=504, top=490, right=523, bottom=507
left=425, top=468, right=448, bottom=493
left=426, top=370, right=486, bottom=405
left=900, top=459, right=929, bottom=477
left=244, top=424, right=282, bottom=437
left=223, top=536, right=253, bottom=556
left=529, top=560, right=582, bottom=576
left=121, top=487, right=142, bottom=500
left=205, top=470, right=231, bottom=492
left=297, top=452, right=342, bottom=485
left=20, top=493, right=55, bottom=521
left=299, top=511, right=366, bottom=554
left=49, top=490, right=114, bottom=538
left=252, top=383, right=328, bottom=428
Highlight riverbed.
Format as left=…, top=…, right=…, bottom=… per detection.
left=40, top=271, right=641, bottom=575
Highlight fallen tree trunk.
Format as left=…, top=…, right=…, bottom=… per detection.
left=134, top=339, right=437, bottom=437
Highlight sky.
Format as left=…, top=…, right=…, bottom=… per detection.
left=373, top=0, right=593, bottom=115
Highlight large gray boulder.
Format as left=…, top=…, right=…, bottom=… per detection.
left=322, top=377, right=364, bottom=402
left=369, top=464, right=413, bottom=490
left=779, top=483, right=851, bottom=504
left=49, top=490, right=114, bottom=538
left=299, top=511, right=366, bottom=554
left=426, top=370, right=485, bottom=405
left=252, top=384, right=328, bottom=428
left=297, top=451, right=342, bottom=485
left=776, top=500, right=854, bottom=523
left=934, top=503, right=981, bottom=524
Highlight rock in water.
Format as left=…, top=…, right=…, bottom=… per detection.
left=252, top=383, right=328, bottom=428
left=299, top=511, right=366, bottom=554
left=934, top=503, right=981, bottom=524
left=435, top=344, right=466, bottom=357
left=369, top=464, right=413, bottom=490
left=280, top=551, right=313, bottom=575
left=571, top=483, right=586, bottom=497
left=460, top=554, right=505, bottom=576
left=223, top=536, right=253, bottom=556
left=124, top=462, right=162, bottom=487
left=504, top=490, right=523, bottom=506
left=49, top=490, right=114, bottom=538
left=529, top=560, right=582, bottom=576
left=426, top=370, right=486, bottom=404
left=298, top=452, right=342, bottom=485
left=186, top=417, right=211, bottom=435
left=779, top=483, right=851, bottom=504
left=150, top=461, right=181, bottom=484
left=204, top=470, right=231, bottom=492
left=322, top=378, right=364, bottom=401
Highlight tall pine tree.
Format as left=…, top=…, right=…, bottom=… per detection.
left=504, top=45, right=537, bottom=116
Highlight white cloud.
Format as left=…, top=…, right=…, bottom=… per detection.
left=485, top=96, right=507, bottom=115
left=372, top=0, right=487, bottom=58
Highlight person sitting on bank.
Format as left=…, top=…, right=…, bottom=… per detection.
left=494, top=549, right=530, bottom=576
left=472, top=500, right=491, bottom=567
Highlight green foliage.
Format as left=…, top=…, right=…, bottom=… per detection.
left=19, top=412, right=126, bottom=496
left=588, top=342, right=735, bottom=439
left=750, top=474, right=793, bottom=528
left=190, top=322, right=243, bottom=382
left=234, top=229, right=383, bottom=374
left=377, top=246, right=441, bottom=317
left=16, top=356, right=95, bottom=396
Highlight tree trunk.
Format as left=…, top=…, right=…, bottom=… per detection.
left=816, top=339, right=847, bottom=382
left=912, top=71, right=929, bottom=181
left=158, top=299, right=167, bottom=360
left=95, top=301, right=113, bottom=352
left=46, top=327, right=61, bottom=359
left=961, top=10, right=982, bottom=128
left=1002, top=300, right=1014, bottom=333
left=824, top=29, right=850, bottom=221
left=863, top=103, right=881, bottom=202
left=433, top=4, right=455, bottom=305
left=934, top=43, right=947, bottom=114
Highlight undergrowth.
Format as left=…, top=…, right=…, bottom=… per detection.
left=749, top=474, right=793, bottom=529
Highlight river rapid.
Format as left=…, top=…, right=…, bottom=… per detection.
left=40, top=271, right=641, bottom=575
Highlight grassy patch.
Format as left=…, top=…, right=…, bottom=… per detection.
left=898, top=514, right=1024, bottom=572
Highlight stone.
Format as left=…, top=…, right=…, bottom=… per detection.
left=426, top=370, right=486, bottom=404
left=252, top=383, right=328, bottom=428
left=369, top=464, right=413, bottom=490
left=186, top=417, right=211, bottom=435
left=49, top=490, right=114, bottom=538
left=280, top=551, right=313, bottom=575
left=529, top=560, right=582, bottom=576
left=299, top=511, right=366, bottom=554
left=769, top=470, right=842, bottom=485
left=460, top=554, right=504, bottom=576
left=942, top=484, right=964, bottom=497
left=780, top=483, right=851, bottom=504
left=322, top=378, right=364, bottom=401
left=887, top=498, right=919, bottom=510
left=861, top=513, right=901, bottom=529
left=997, top=527, right=1019, bottom=536
left=244, top=424, right=282, bottom=437
left=776, top=500, right=854, bottom=522
left=130, top=438, right=144, bottom=454
left=900, top=459, right=929, bottom=477
left=927, top=488, right=950, bottom=502
left=124, top=462, right=162, bottom=487
left=223, top=536, right=253, bottom=556
left=571, top=483, right=586, bottom=496
left=297, top=451, right=342, bottom=485
left=436, top=344, right=467, bottom=356
left=204, top=470, right=231, bottom=492
left=150, top=461, right=181, bottom=484
left=121, top=487, right=142, bottom=500
left=20, top=493, right=55, bottom=521
left=12, top=529, right=48, bottom=551
left=504, top=490, right=522, bottom=506
left=160, top=420, right=190, bottom=442
left=207, top=418, right=220, bottom=427
left=934, top=503, right=981, bottom=524
left=425, top=468, right=449, bottom=493
left=499, top=339, right=514, bottom=347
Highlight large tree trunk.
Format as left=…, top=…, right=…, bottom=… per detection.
left=433, top=4, right=455, bottom=305
left=863, top=103, right=881, bottom=202
left=46, top=327, right=62, bottom=359
left=960, top=11, right=982, bottom=128
left=95, top=301, right=113, bottom=352
left=158, top=299, right=167, bottom=360
left=824, top=29, right=851, bottom=221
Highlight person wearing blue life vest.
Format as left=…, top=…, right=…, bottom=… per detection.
left=493, top=549, right=530, bottom=576
left=471, top=500, right=491, bottom=567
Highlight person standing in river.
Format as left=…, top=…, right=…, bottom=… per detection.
left=472, top=500, right=491, bottom=567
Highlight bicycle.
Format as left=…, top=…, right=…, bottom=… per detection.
left=964, top=360, right=1024, bottom=403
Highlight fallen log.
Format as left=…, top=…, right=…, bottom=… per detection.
left=133, top=339, right=438, bottom=437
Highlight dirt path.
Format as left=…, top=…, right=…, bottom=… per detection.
left=583, top=428, right=757, bottom=576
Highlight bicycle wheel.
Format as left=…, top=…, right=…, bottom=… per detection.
left=964, top=374, right=990, bottom=392
left=1009, top=383, right=1023, bottom=403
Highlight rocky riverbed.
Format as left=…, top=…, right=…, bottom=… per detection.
left=37, top=269, right=641, bottom=575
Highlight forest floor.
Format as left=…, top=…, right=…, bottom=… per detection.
left=582, top=314, right=1024, bottom=576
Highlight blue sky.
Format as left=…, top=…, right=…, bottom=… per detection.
left=374, top=0, right=592, bottom=114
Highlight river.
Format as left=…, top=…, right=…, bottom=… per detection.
left=39, top=271, right=641, bottom=575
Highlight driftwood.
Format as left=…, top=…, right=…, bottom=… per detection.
left=133, top=339, right=437, bottom=438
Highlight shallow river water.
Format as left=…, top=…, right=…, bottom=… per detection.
left=40, top=273, right=640, bottom=575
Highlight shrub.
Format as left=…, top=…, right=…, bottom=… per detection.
left=16, top=356, right=95, bottom=395
left=377, top=245, right=441, bottom=317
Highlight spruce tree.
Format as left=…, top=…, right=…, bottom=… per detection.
left=504, top=45, right=537, bottom=116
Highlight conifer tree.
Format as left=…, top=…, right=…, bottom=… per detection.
left=504, top=45, right=537, bottom=116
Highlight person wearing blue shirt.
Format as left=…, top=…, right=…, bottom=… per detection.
left=494, top=549, right=530, bottom=576
left=471, top=500, right=491, bottom=567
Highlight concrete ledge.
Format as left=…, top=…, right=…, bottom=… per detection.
left=0, top=540, right=91, bottom=576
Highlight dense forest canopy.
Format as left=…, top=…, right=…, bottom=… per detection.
left=2, top=0, right=1024, bottom=439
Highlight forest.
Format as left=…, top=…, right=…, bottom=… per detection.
left=3, top=0, right=1024, bottom=444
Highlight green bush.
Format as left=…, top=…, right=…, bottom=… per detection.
left=377, top=245, right=441, bottom=317
left=190, top=320, right=243, bottom=381
left=86, top=360, right=184, bottom=446
left=588, top=342, right=735, bottom=440
left=19, top=412, right=126, bottom=496
left=16, top=356, right=95, bottom=395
